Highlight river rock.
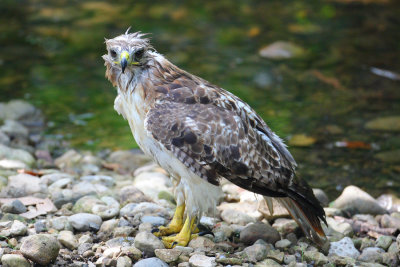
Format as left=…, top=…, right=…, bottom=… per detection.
left=154, top=248, right=182, bottom=263
left=242, top=243, right=269, bottom=262
left=47, top=216, right=72, bottom=231
left=327, top=217, right=353, bottom=236
left=0, top=120, right=28, bottom=138
left=107, top=150, right=152, bottom=174
left=118, top=185, right=151, bottom=205
left=134, top=231, right=165, bottom=256
left=120, top=202, right=166, bottom=217
left=81, top=175, right=115, bottom=186
left=332, top=185, right=386, bottom=215
left=68, top=213, right=102, bottom=231
left=358, top=247, right=384, bottom=263
left=188, top=236, right=215, bottom=252
left=220, top=208, right=255, bottom=225
left=117, top=256, right=132, bottom=267
left=8, top=220, right=27, bottom=236
left=0, top=100, right=39, bottom=121
left=275, top=239, right=291, bottom=249
left=141, top=215, right=165, bottom=226
left=4, top=173, right=47, bottom=197
left=255, top=258, right=282, bottom=267
left=0, top=144, right=34, bottom=167
left=240, top=222, right=280, bottom=245
left=58, top=230, right=78, bottom=249
left=20, top=234, right=60, bottom=265
left=303, top=251, right=328, bottom=266
left=329, top=237, right=360, bottom=259
left=133, top=257, right=169, bottom=267
left=1, top=254, right=30, bottom=267
left=1, top=199, right=27, bottom=214
left=189, top=254, right=217, bottom=267
left=54, top=149, right=83, bottom=170
left=376, top=235, right=393, bottom=250
left=133, top=171, right=171, bottom=200
left=380, top=214, right=400, bottom=230
left=312, top=188, right=329, bottom=207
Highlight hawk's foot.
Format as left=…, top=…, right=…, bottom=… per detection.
left=161, top=216, right=196, bottom=248
left=152, top=204, right=185, bottom=237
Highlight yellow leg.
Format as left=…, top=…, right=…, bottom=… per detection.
left=152, top=204, right=185, bottom=237
left=162, top=215, right=196, bottom=248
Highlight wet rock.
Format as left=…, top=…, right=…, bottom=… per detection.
left=240, top=222, right=280, bottom=245
left=1, top=254, right=30, bottom=267
left=220, top=208, right=255, bottom=226
left=1, top=199, right=27, bottom=214
left=303, top=251, right=328, bottom=266
left=312, top=188, right=329, bottom=207
left=117, top=256, right=132, bottom=267
left=358, top=247, right=384, bottom=263
left=259, top=41, right=305, bottom=59
left=20, top=234, right=60, bottom=265
left=188, top=236, right=215, bottom=252
left=242, top=243, right=269, bottom=262
left=365, top=116, right=400, bottom=132
left=58, top=230, right=78, bottom=250
left=275, top=239, right=291, bottom=249
left=133, top=257, right=168, bottom=267
left=329, top=237, right=360, bottom=259
left=154, top=248, right=182, bottom=263
left=331, top=185, right=386, bottom=215
left=68, top=213, right=102, bottom=231
left=189, top=254, right=217, bottom=267
left=133, top=171, right=171, bottom=200
left=134, top=231, right=165, bottom=256
left=0, top=144, right=35, bottom=166
left=376, top=235, right=393, bottom=250
left=4, top=173, right=47, bottom=197
left=380, top=214, right=400, bottom=230
left=118, top=185, right=151, bottom=205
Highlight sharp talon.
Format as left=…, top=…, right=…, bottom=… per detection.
left=151, top=228, right=160, bottom=233
left=199, top=230, right=214, bottom=237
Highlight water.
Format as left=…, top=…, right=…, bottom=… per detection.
left=1, top=0, right=399, bottom=198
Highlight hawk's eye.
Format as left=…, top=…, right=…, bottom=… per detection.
left=110, top=49, right=117, bottom=58
left=134, top=48, right=144, bottom=61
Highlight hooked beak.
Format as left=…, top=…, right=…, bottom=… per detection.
left=120, top=51, right=129, bottom=73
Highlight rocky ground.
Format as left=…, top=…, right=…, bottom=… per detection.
left=0, top=99, right=399, bottom=267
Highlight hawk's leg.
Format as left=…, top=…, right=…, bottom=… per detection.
left=152, top=204, right=185, bottom=237
left=162, top=215, right=196, bottom=248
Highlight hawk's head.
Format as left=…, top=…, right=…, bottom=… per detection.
left=103, top=29, right=153, bottom=86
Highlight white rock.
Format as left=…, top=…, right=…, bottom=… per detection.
left=329, top=237, right=360, bottom=259
left=134, top=231, right=165, bottom=256
left=5, top=173, right=47, bottom=197
left=68, top=213, right=102, bottom=231
left=133, top=257, right=168, bottom=267
left=0, top=159, right=27, bottom=169
left=58, top=230, right=78, bottom=250
left=189, top=254, right=217, bottom=267
left=133, top=171, right=171, bottom=200
left=9, top=220, right=27, bottom=236
left=0, top=144, right=35, bottom=166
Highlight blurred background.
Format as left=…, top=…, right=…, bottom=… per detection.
left=0, top=0, right=399, bottom=198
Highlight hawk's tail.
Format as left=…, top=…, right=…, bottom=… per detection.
left=276, top=196, right=327, bottom=247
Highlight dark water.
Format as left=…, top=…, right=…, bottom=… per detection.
left=1, top=0, right=399, bottom=198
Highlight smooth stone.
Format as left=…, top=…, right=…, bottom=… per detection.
left=358, top=247, right=384, bottom=263
left=72, top=195, right=103, bottom=214
left=105, top=237, right=135, bottom=248
left=284, top=254, right=296, bottom=265
left=81, top=175, right=115, bottom=186
left=34, top=220, right=47, bottom=233
left=220, top=208, right=256, bottom=226
left=380, top=214, right=400, bottom=230
left=78, top=234, right=93, bottom=244
left=58, top=230, right=78, bottom=250
left=327, top=217, right=353, bottom=236
left=20, top=234, right=60, bottom=265
left=92, top=204, right=119, bottom=220
left=303, top=251, right=328, bottom=266
left=267, top=249, right=284, bottom=263
left=312, top=188, right=329, bottom=207
left=154, top=248, right=182, bottom=263
left=48, top=178, right=72, bottom=191
left=0, top=120, right=28, bottom=138
left=240, top=222, right=280, bottom=245
left=78, top=242, right=93, bottom=255
left=275, top=239, right=291, bottom=249
left=41, top=172, right=74, bottom=185
left=107, top=150, right=152, bottom=174
left=242, top=243, right=269, bottom=262
left=118, top=185, right=151, bottom=205
left=54, top=149, right=83, bottom=170
left=5, top=173, right=47, bottom=197
left=68, top=213, right=102, bottom=231
left=272, top=218, right=299, bottom=234
left=259, top=41, right=305, bottom=59
left=329, top=237, right=360, bottom=259
left=134, top=231, right=165, bottom=256
left=9, top=220, right=27, bottom=236
left=1, top=199, right=27, bottom=214
left=360, top=237, right=375, bottom=251
left=0, top=100, right=39, bottom=121
left=353, top=214, right=379, bottom=226
left=99, top=219, right=119, bottom=235
left=141, top=215, right=166, bottom=226
left=0, top=144, right=34, bottom=166
left=117, top=256, right=132, bottom=267
left=331, top=185, right=386, bottom=215
left=133, top=171, right=171, bottom=200
left=47, top=216, right=72, bottom=231
left=1, top=254, right=30, bottom=267
left=188, top=236, right=215, bottom=252
left=0, top=159, right=27, bottom=169
left=133, top=257, right=168, bottom=267
left=120, top=202, right=166, bottom=217
left=255, top=258, right=282, bottom=267
left=189, top=254, right=217, bottom=267
left=376, top=235, right=393, bottom=250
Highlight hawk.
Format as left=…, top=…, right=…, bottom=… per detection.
left=103, top=30, right=327, bottom=248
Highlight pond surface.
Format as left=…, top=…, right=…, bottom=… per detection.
left=1, top=0, right=399, bottom=198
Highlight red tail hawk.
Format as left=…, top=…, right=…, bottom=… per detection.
left=103, top=30, right=327, bottom=248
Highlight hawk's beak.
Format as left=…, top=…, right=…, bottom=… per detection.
left=120, top=51, right=129, bottom=73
